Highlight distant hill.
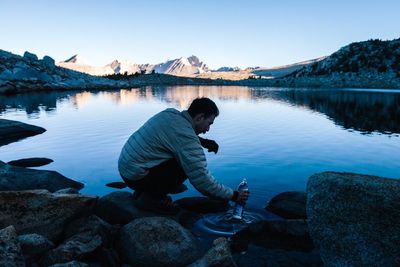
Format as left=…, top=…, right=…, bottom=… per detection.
left=195, top=59, right=325, bottom=80
left=250, top=57, right=326, bottom=78
left=290, top=38, right=400, bottom=79
left=239, top=38, right=400, bottom=88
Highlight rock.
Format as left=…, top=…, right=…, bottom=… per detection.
left=0, top=80, right=16, bottom=94
left=233, top=244, right=323, bottom=267
left=94, top=191, right=158, bottom=225
left=0, top=69, right=13, bottom=80
left=62, top=215, right=120, bottom=266
left=54, top=188, right=80, bottom=194
left=48, top=261, right=89, bottom=267
left=0, top=118, right=46, bottom=146
left=265, top=191, right=307, bottom=219
left=174, top=197, right=230, bottom=213
left=64, top=215, right=113, bottom=244
left=12, top=67, right=54, bottom=82
left=0, top=190, right=97, bottom=241
left=307, top=172, right=400, bottom=267
left=188, top=237, right=236, bottom=267
left=83, top=247, right=120, bottom=267
left=232, top=219, right=314, bottom=252
left=0, top=225, right=25, bottom=267
left=42, top=56, right=55, bottom=68
left=0, top=161, right=83, bottom=192
left=7, top=157, right=54, bottom=167
left=23, top=51, right=38, bottom=61
left=41, top=231, right=103, bottom=266
left=118, top=216, right=200, bottom=267
left=63, top=78, right=86, bottom=88
left=18, top=233, right=54, bottom=258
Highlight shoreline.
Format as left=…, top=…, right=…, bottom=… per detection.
left=2, top=73, right=400, bottom=95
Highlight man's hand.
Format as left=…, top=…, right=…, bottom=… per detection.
left=199, top=137, right=219, bottom=154
left=236, top=190, right=250, bottom=204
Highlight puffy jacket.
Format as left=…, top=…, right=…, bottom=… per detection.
left=118, top=108, right=233, bottom=200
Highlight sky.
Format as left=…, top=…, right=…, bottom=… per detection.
left=1, top=0, right=399, bottom=69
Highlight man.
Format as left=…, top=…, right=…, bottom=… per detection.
left=118, top=97, right=249, bottom=214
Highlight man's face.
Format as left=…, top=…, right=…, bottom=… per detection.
left=194, top=114, right=215, bottom=135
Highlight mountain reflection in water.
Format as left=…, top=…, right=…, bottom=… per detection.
left=2, top=86, right=399, bottom=135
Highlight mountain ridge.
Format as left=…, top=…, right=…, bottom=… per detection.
left=57, top=55, right=209, bottom=77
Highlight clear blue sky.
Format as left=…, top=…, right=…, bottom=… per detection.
left=1, top=0, right=399, bottom=69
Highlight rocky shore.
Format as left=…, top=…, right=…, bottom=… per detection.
left=1, top=118, right=399, bottom=266
left=1, top=48, right=400, bottom=96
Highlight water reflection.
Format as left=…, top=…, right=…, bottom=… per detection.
left=1, top=86, right=400, bottom=135
left=251, top=88, right=400, bottom=135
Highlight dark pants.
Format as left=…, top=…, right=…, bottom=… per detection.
left=122, top=158, right=187, bottom=196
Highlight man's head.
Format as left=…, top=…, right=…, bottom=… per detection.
left=188, top=98, right=219, bottom=135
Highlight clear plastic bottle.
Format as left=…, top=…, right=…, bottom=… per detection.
left=232, top=178, right=248, bottom=220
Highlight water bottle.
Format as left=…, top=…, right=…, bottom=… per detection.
left=232, top=178, right=248, bottom=220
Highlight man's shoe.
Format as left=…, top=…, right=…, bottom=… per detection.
left=134, top=192, right=180, bottom=215
left=169, top=184, right=188, bottom=194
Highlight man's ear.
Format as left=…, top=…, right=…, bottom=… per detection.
left=193, top=113, right=205, bottom=122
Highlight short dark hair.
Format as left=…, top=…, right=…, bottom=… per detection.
left=188, top=97, right=219, bottom=118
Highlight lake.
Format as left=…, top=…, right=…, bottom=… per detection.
left=1, top=86, right=399, bottom=209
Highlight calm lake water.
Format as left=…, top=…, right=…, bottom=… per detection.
left=1, top=86, right=400, bottom=209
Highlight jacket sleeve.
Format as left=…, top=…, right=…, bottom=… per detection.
left=170, top=128, right=234, bottom=200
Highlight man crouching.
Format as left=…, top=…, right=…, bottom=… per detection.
left=118, top=97, right=249, bottom=214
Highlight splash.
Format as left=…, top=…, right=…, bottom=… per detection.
left=193, top=208, right=267, bottom=237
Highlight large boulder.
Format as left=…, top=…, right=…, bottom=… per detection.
left=188, top=237, right=236, bottom=267
left=23, top=51, right=38, bottom=61
left=265, top=191, right=307, bottom=219
left=307, top=172, right=400, bottom=267
left=45, top=214, right=120, bottom=267
left=94, top=191, right=158, bottom=225
left=61, top=214, right=121, bottom=267
left=42, top=55, right=55, bottom=68
left=18, top=233, right=54, bottom=259
left=232, top=219, right=314, bottom=252
left=119, top=217, right=200, bottom=267
left=0, top=161, right=83, bottom=192
left=0, top=190, right=97, bottom=241
left=0, top=118, right=45, bottom=146
left=40, top=231, right=103, bottom=266
left=64, top=215, right=112, bottom=240
left=0, top=225, right=25, bottom=267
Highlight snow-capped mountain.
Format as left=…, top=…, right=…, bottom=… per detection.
left=151, top=56, right=209, bottom=76
left=58, top=54, right=114, bottom=76
left=106, top=60, right=143, bottom=75
left=57, top=55, right=209, bottom=77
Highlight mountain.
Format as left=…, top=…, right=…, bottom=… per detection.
left=289, top=38, right=400, bottom=79
left=250, top=57, right=326, bottom=78
left=106, top=60, right=143, bottom=75
left=58, top=54, right=114, bottom=76
left=239, top=38, right=400, bottom=88
left=57, top=55, right=209, bottom=77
